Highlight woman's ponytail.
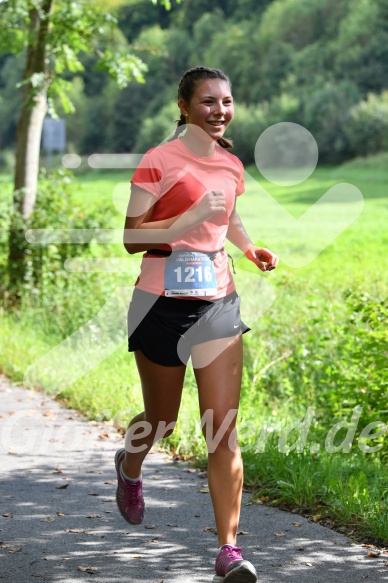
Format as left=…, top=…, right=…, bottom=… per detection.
left=217, top=137, right=233, bottom=149
left=168, top=112, right=187, bottom=142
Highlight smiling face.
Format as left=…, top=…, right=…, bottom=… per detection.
left=179, top=78, right=234, bottom=142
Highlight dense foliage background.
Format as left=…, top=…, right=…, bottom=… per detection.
left=2, top=0, right=388, bottom=167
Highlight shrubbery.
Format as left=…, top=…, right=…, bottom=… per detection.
left=344, top=91, right=388, bottom=157
left=242, top=288, right=388, bottom=449
left=0, top=169, right=118, bottom=338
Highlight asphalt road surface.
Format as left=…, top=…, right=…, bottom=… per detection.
left=0, top=375, right=387, bottom=582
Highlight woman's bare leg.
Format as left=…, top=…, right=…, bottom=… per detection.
left=122, top=350, right=186, bottom=479
left=192, top=335, right=244, bottom=548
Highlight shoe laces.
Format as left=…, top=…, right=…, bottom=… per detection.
left=121, top=479, right=142, bottom=505
left=222, top=544, right=243, bottom=561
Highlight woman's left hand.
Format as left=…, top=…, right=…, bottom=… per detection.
left=245, top=246, right=279, bottom=272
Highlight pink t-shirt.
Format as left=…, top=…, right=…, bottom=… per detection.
left=130, top=137, right=245, bottom=299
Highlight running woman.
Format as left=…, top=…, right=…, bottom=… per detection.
left=116, top=66, right=279, bottom=582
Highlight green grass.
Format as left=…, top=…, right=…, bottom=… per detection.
left=1, top=157, right=388, bottom=544
left=241, top=446, right=388, bottom=542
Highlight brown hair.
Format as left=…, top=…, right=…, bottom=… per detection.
left=169, top=66, right=233, bottom=149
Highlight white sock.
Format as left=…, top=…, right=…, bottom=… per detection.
left=120, top=463, right=141, bottom=483
left=217, top=544, right=234, bottom=551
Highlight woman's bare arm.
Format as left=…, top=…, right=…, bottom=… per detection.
left=226, top=201, right=279, bottom=271
left=123, top=185, right=226, bottom=254
left=226, top=207, right=254, bottom=254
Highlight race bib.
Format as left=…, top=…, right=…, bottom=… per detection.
left=164, top=251, right=217, bottom=297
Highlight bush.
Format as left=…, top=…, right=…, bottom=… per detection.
left=253, top=288, right=388, bottom=443
left=227, top=103, right=269, bottom=165
left=0, top=149, right=16, bottom=173
left=133, top=101, right=179, bottom=152
left=0, top=181, right=13, bottom=284
left=320, top=289, right=388, bottom=433
left=344, top=91, right=388, bottom=157
left=1, top=169, right=118, bottom=338
left=301, top=80, right=361, bottom=163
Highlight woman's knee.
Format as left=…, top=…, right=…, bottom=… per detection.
left=142, top=417, right=177, bottom=440
left=124, top=418, right=176, bottom=451
left=201, top=420, right=238, bottom=452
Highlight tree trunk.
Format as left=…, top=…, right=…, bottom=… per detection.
left=7, top=0, right=54, bottom=303
left=14, top=92, right=48, bottom=219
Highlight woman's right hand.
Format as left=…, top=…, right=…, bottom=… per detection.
left=193, top=190, right=227, bottom=222
left=158, top=190, right=227, bottom=241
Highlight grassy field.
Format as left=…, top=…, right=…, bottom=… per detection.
left=0, top=156, right=387, bottom=543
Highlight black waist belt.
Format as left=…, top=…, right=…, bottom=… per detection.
left=146, top=248, right=172, bottom=257
left=146, top=247, right=236, bottom=274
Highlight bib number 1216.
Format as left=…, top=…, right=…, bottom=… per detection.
left=173, top=264, right=213, bottom=283
left=164, top=251, right=217, bottom=297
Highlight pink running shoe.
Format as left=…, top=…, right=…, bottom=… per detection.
left=114, top=448, right=145, bottom=525
left=214, top=544, right=257, bottom=582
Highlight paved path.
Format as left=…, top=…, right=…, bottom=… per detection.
left=0, top=375, right=387, bottom=582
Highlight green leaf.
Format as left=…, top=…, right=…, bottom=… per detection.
left=95, top=50, right=147, bottom=88
left=48, top=78, right=75, bottom=115
left=54, top=44, right=84, bottom=74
